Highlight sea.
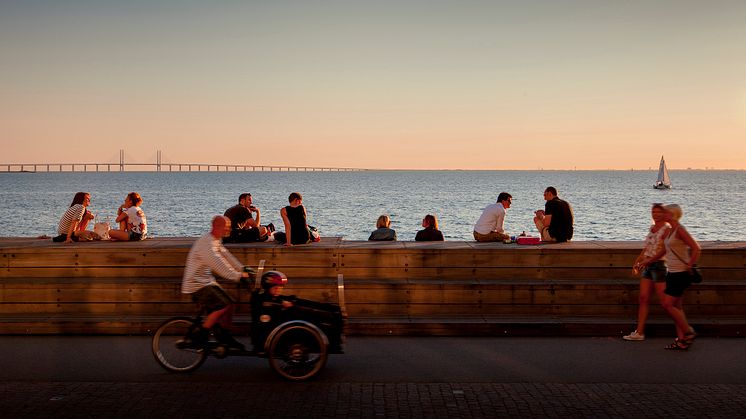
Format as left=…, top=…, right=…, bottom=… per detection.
left=0, top=170, right=743, bottom=241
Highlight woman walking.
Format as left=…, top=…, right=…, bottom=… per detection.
left=660, top=204, right=700, bottom=350
left=623, top=203, right=670, bottom=341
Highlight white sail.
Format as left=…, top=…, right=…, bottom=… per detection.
left=654, top=155, right=672, bottom=189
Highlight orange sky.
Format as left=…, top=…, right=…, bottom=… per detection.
left=1, top=1, right=744, bottom=170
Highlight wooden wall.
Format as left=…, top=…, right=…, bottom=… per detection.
left=1, top=238, right=744, bottom=336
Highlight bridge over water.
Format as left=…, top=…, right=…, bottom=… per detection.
left=0, top=150, right=365, bottom=173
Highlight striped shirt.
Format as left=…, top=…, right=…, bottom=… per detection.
left=181, top=232, right=243, bottom=294
left=57, top=204, right=86, bottom=235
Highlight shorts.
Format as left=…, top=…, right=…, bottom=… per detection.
left=642, top=261, right=667, bottom=282
left=664, top=271, right=692, bottom=298
left=190, top=285, right=235, bottom=314
left=129, top=231, right=145, bottom=241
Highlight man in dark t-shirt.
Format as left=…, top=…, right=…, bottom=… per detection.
left=533, top=186, right=574, bottom=242
left=223, top=193, right=272, bottom=243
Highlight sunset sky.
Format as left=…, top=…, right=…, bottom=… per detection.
left=1, top=0, right=744, bottom=170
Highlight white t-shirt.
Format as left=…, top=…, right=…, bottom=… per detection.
left=125, top=206, right=147, bottom=235
left=473, top=203, right=507, bottom=235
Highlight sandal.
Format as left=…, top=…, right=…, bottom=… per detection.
left=664, top=338, right=689, bottom=350
left=683, top=331, right=697, bottom=345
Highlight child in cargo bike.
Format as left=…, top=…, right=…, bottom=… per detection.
left=250, top=271, right=345, bottom=355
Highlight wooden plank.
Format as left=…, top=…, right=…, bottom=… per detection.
left=1, top=266, right=185, bottom=278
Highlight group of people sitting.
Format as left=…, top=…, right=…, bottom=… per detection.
left=368, top=186, right=575, bottom=243
left=52, top=191, right=147, bottom=243
left=53, top=185, right=575, bottom=245
left=221, top=191, right=317, bottom=247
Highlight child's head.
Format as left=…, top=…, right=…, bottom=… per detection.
left=261, top=271, right=288, bottom=294
left=269, top=285, right=284, bottom=297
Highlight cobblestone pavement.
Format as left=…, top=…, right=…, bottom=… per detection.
left=2, top=381, right=745, bottom=418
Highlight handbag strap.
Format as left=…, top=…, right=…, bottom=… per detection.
left=667, top=227, right=691, bottom=266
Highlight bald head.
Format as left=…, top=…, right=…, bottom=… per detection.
left=211, top=215, right=231, bottom=238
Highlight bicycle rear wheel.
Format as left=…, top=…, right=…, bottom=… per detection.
left=152, top=317, right=207, bottom=373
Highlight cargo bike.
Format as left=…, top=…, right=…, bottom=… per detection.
left=152, top=261, right=346, bottom=381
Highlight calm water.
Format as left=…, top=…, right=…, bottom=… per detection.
left=0, top=170, right=743, bottom=241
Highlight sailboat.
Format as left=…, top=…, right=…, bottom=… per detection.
left=653, top=155, right=672, bottom=189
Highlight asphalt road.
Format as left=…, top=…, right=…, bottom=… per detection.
left=3, top=336, right=746, bottom=418
left=2, top=335, right=745, bottom=384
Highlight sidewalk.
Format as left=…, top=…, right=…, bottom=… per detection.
left=3, top=381, right=744, bottom=418
left=1, top=336, right=745, bottom=417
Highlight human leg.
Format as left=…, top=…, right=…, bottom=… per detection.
left=662, top=295, right=691, bottom=340
left=663, top=272, right=692, bottom=340
left=533, top=217, right=554, bottom=242
left=108, top=229, right=130, bottom=241
left=631, top=279, right=654, bottom=338
left=473, top=230, right=508, bottom=242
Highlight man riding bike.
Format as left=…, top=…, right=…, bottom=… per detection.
left=180, top=215, right=253, bottom=351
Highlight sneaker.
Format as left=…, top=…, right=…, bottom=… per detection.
left=623, top=330, right=645, bottom=341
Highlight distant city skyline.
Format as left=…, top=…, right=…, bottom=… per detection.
left=2, top=1, right=744, bottom=170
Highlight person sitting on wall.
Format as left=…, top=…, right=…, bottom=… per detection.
left=275, top=192, right=315, bottom=246
left=533, top=186, right=573, bottom=243
left=368, top=215, right=397, bottom=241
left=223, top=193, right=274, bottom=243
left=52, top=192, right=95, bottom=243
left=109, top=192, right=148, bottom=241
left=473, top=192, right=512, bottom=242
left=415, top=214, right=444, bottom=241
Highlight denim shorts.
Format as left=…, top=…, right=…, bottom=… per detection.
left=642, top=260, right=667, bottom=282
left=664, top=271, right=692, bottom=298
left=128, top=231, right=145, bottom=241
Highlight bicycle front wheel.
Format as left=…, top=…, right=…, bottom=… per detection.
left=267, top=322, right=328, bottom=381
left=152, top=317, right=207, bottom=373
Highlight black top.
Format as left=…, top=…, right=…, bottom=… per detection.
left=285, top=205, right=311, bottom=245
left=415, top=227, right=444, bottom=241
left=368, top=227, right=397, bottom=241
left=224, top=205, right=252, bottom=230
left=545, top=197, right=574, bottom=242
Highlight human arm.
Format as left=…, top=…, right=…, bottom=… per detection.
left=64, top=206, right=86, bottom=243
left=115, top=204, right=129, bottom=224
left=534, top=209, right=549, bottom=226
left=65, top=220, right=79, bottom=243
left=79, top=210, right=94, bottom=230
left=677, top=226, right=701, bottom=269
left=208, top=241, right=248, bottom=281
left=281, top=207, right=292, bottom=246
left=250, top=205, right=260, bottom=227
